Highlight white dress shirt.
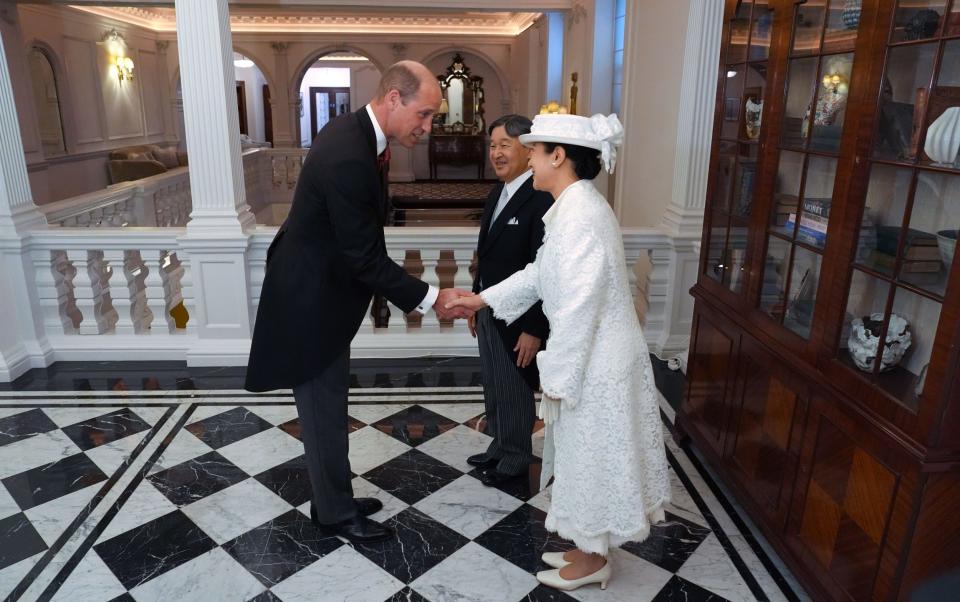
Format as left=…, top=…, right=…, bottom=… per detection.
left=490, top=169, right=533, bottom=229
left=365, top=104, right=438, bottom=314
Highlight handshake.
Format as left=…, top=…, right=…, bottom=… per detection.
left=433, top=288, right=488, bottom=320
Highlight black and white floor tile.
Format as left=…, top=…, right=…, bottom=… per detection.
left=0, top=386, right=808, bottom=602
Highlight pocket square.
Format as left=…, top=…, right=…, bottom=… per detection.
left=507, top=217, right=520, bottom=225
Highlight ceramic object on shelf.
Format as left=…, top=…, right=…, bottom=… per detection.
left=842, top=0, right=861, bottom=30
left=924, top=106, right=960, bottom=166
left=848, top=313, right=912, bottom=372
left=938, top=229, right=958, bottom=269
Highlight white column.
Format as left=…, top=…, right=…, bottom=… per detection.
left=649, top=0, right=722, bottom=357
left=175, top=0, right=255, bottom=366
left=0, top=19, right=51, bottom=382
left=270, top=42, right=294, bottom=148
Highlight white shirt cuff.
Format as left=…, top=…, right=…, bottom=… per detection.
left=415, top=285, right=440, bottom=314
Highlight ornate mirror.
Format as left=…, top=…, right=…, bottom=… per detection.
left=435, top=53, right=484, bottom=134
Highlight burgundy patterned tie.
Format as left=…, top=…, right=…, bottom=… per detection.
left=371, top=143, right=392, bottom=328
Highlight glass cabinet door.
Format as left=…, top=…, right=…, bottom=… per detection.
left=706, top=0, right=773, bottom=294
left=837, top=1, right=960, bottom=412
left=759, top=0, right=861, bottom=339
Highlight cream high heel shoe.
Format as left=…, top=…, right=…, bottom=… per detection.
left=536, top=560, right=612, bottom=591
left=541, top=552, right=572, bottom=569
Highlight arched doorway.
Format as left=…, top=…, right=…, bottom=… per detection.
left=293, top=51, right=382, bottom=147
left=27, top=46, right=67, bottom=157
left=233, top=52, right=273, bottom=147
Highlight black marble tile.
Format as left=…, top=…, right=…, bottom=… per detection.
left=519, top=584, right=579, bottom=601
left=371, top=405, right=458, bottom=447
left=466, top=464, right=543, bottom=502
left=94, top=510, right=218, bottom=590
left=223, top=509, right=342, bottom=587
left=0, top=513, right=48, bottom=570
left=107, top=594, right=136, bottom=602
left=60, top=408, right=151, bottom=451
left=3, top=452, right=108, bottom=511
left=185, top=407, right=273, bottom=449
left=253, top=455, right=312, bottom=507
left=147, top=451, right=249, bottom=506
left=353, top=507, right=468, bottom=583
left=277, top=417, right=301, bottom=441
left=0, top=409, right=58, bottom=447
left=474, top=504, right=575, bottom=573
left=362, top=448, right=463, bottom=505
left=384, top=587, right=431, bottom=602
left=621, top=511, right=712, bottom=573
left=652, top=575, right=731, bottom=601
left=247, top=591, right=283, bottom=602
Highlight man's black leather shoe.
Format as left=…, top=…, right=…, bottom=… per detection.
left=466, top=454, right=498, bottom=469
left=310, top=498, right=384, bottom=526
left=316, top=515, right=393, bottom=543
left=479, top=468, right=522, bottom=487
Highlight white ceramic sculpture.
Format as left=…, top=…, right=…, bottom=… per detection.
left=924, top=106, right=960, bottom=167
left=848, top=313, right=912, bottom=372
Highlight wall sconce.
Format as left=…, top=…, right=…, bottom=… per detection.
left=115, top=55, right=134, bottom=83
left=233, top=54, right=254, bottom=69
left=822, top=72, right=847, bottom=94
left=539, top=101, right=569, bottom=114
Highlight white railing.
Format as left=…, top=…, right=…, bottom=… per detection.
left=37, top=148, right=308, bottom=229
left=21, top=225, right=671, bottom=362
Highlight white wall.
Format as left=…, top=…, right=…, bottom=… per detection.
left=14, top=4, right=177, bottom=203
left=235, top=63, right=268, bottom=142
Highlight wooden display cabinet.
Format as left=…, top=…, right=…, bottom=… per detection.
left=680, top=1, right=960, bottom=599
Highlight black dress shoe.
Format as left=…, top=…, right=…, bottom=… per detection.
left=479, top=468, right=522, bottom=487
left=311, top=498, right=383, bottom=525
left=316, top=515, right=393, bottom=543
left=466, top=453, right=498, bottom=469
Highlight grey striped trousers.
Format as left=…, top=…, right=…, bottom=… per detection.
left=476, top=307, right=536, bottom=475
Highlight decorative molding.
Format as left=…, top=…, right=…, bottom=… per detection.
left=70, top=6, right=543, bottom=36
left=270, top=41, right=289, bottom=54
left=391, top=43, right=408, bottom=60
left=155, top=40, right=170, bottom=53
left=567, top=2, right=587, bottom=31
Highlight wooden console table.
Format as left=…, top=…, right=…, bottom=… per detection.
left=428, top=133, right=485, bottom=179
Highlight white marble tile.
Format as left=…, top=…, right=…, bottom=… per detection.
left=128, top=547, right=266, bottom=602
left=96, top=481, right=178, bottom=543
left=0, top=552, right=43, bottom=600
left=347, top=427, right=411, bottom=475
left=271, top=544, right=403, bottom=602
left=677, top=534, right=757, bottom=602
left=665, top=466, right=707, bottom=527
left=0, top=480, right=20, bottom=521
left=727, top=532, right=805, bottom=602
left=567, top=548, right=674, bottom=602
left=245, top=404, right=298, bottom=426
left=181, top=478, right=292, bottom=545
left=49, top=548, right=127, bottom=602
left=84, top=431, right=149, bottom=475
left=351, top=476, right=409, bottom=522
left=346, top=404, right=412, bottom=425
left=527, top=486, right=553, bottom=514
left=185, top=405, right=238, bottom=425
left=148, top=429, right=213, bottom=475
left=40, top=407, right=124, bottom=428
left=412, top=541, right=538, bottom=602
left=415, top=425, right=492, bottom=473
left=24, top=484, right=100, bottom=546
left=0, top=429, right=82, bottom=479
left=420, top=403, right=486, bottom=423
left=216, top=427, right=303, bottom=477
left=414, top=475, right=523, bottom=539
left=129, top=407, right=171, bottom=426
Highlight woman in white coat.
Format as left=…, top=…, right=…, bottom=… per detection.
left=447, top=113, right=671, bottom=591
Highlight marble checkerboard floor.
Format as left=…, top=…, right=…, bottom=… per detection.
left=0, top=386, right=808, bottom=602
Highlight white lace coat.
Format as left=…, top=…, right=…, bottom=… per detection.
left=481, top=179, right=671, bottom=555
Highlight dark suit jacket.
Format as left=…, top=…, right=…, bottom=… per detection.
left=245, top=108, right=427, bottom=392
left=473, top=176, right=552, bottom=391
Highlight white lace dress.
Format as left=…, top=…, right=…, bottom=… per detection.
left=480, top=179, right=671, bottom=555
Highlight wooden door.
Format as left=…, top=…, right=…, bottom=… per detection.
left=235, top=81, right=248, bottom=135
left=262, top=84, right=273, bottom=146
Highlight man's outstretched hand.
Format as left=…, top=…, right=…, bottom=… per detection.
left=435, top=288, right=476, bottom=320
left=444, top=291, right=488, bottom=315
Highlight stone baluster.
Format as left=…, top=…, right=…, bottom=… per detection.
left=102, top=249, right=135, bottom=335
left=142, top=251, right=172, bottom=333
left=65, top=249, right=97, bottom=334
left=420, top=248, right=442, bottom=329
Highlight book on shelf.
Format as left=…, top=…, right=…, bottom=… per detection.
left=801, top=197, right=831, bottom=218
left=867, top=250, right=943, bottom=274
left=875, top=225, right=938, bottom=257
left=786, top=213, right=828, bottom=234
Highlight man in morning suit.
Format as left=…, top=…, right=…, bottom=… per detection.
left=467, top=115, right=552, bottom=486
left=245, top=61, right=472, bottom=543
